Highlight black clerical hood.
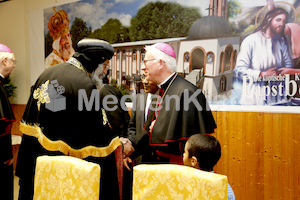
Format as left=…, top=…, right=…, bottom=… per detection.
left=75, top=38, right=114, bottom=73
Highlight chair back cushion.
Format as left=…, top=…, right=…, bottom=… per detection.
left=133, top=164, right=227, bottom=200
left=33, top=155, right=100, bottom=200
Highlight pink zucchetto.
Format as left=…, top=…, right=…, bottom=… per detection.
left=153, top=43, right=176, bottom=59
left=0, top=43, right=13, bottom=53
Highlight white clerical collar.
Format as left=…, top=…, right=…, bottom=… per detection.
left=0, top=73, right=5, bottom=79
left=158, top=72, right=176, bottom=89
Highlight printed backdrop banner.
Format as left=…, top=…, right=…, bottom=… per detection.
left=43, top=0, right=300, bottom=108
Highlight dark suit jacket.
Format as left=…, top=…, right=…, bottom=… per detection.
left=128, top=92, right=160, bottom=162
left=99, top=84, right=130, bottom=137
left=128, top=92, right=148, bottom=141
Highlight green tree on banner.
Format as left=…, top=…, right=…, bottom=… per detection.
left=129, top=2, right=201, bottom=41
left=70, top=17, right=92, bottom=50
left=91, top=19, right=130, bottom=43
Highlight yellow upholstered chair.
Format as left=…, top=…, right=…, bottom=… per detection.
left=133, top=164, right=228, bottom=200
left=33, top=155, right=101, bottom=200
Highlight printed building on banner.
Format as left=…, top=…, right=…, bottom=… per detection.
left=111, top=15, right=240, bottom=102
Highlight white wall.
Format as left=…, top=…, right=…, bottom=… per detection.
left=0, top=0, right=77, bottom=104
left=0, top=0, right=27, bottom=104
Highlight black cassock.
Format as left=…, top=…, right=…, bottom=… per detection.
left=99, top=84, right=130, bottom=137
left=16, top=59, right=121, bottom=200
left=132, top=73, right=217, bottom=163
left=0, top=76, right=15, bottom=200
left=0, top=76, right=15, bottom=128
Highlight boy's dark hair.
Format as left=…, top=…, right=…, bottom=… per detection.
left=187, top=133, right=221, bottom=171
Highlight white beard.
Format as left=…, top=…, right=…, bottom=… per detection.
left=92, top=64, right=105, bottom=90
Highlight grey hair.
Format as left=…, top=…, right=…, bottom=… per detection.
left=145, top=44, right=177, bottom=72
left=0, top=52, right=13, bottom=61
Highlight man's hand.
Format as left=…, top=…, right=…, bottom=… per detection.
left=260, top=67, right=278, bottom=77
left=123, top=157, right=133, bottom=171
left=4, top=158, right=13, bottom=165
left=120, top=137, right=135, bottom=157
left=149, top=119, right=156, bottom=133
left=278, top=68, right=300, bottom=75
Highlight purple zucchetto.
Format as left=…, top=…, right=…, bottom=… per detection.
left=153, top=43, right=176, bottom=59
left=0, top=43, right=13, bottom=53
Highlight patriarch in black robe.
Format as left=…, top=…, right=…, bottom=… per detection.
left=16, top=38, right=122, bottom=200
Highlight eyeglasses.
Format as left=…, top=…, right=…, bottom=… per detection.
left=143, top=59, right=156, bottom=65
left=7, top=58, right=16, bottom=65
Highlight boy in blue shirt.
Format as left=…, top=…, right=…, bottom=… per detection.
left=183, top=133, right=235, bottom=200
